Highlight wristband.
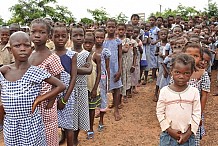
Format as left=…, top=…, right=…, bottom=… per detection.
left=61, top=97, right=67, bottom=105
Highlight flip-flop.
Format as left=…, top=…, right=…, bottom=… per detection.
left=98, top=124, right=104, bottom=132
left=87, top=131, right=94, bottom=140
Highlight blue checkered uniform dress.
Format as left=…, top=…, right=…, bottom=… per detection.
left=57, top=50, right=76, bottom=129
left=0, top=66, right=51, bottom=146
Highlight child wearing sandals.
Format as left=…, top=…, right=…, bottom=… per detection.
left=0, top=31, right=65, bottom=146
left=83, top=32, right=101, bottom=139
left=52, top=22, right=77, bottom=146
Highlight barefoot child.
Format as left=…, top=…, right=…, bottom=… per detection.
left=0, top=31, right=65, bottom=146
left=29, top=18, right=65, bottom=146
left=156, top=53, right=201, bottom=146
left=103, top=19, right=123, bottom=121
left=83, top=32, right=101, bottom=139
left=52, top=22, right=78, bottom=146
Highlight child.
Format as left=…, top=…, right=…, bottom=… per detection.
left=94, top=29, right=111, bottom=131
left=83, top=32, right=101, bottom=139
left=103, top=19, right=123, bottom=121
left=70, top=25, right=92, bottom=145
left=157, top=53, right=201, bottom=146
left=29, top=18, right=65, bottom=146
left=0, top=31, right=65, bottom=146
left=182, top=43, right=210, bottom=146
left=154, top=28, right=170, bottom=102
left=52, top=22, right=78, bottom=146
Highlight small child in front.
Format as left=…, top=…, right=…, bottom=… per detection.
left=156, top=53, right=201, bottom=146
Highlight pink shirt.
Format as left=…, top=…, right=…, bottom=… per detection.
left=156, top=86, right=201, bottom=135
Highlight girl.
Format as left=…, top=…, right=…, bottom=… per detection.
left=94, top=29, right=111, bottom=131
left=83, top=32, right=101, bottom=139
left=0, top=31, right=65, bottom=146
left=103, top=19, right=122, bottom=121
left=29, top=18, right=65, bottom=146
left=70, top=25, right=92, bottom=145
left=154, top=28, right=171, bottom=102
left=182, top=43, right=210, bottom=146
left=157, top=53, right=201, bottom=146
left=52, top=22, right=77, bottom=146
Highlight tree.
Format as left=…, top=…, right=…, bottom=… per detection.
left=8, top=0, right=75, bottom=25
left=113, top=12, right=128, bottom=23
left=204, top=0, right=218, bottom=18
left=87, top=7, right=109, bottom=24
left=80, top=17, right=94, bottom=26
left=0, top=16, right=4, bottom=25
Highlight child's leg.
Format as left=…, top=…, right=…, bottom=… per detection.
left=98, top=111, right=105, bottom=132
left=0, top=103, right=4, bottom=131
left=113, top=88, right=121, bottom=121
left=59, top=128, right=66, bottom=144
left=152, top=68, right=157, bottom=80
left=66, top=129, right=74, bottom=146
left=73, top=130, right=80, bottom=145
left=153, top=85, right=159, bottom=102
left=89, top=109, right=95, bottom=132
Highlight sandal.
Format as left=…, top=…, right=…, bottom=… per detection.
left=98, top=124, right=104, bottom=132
left=87, top=131, right=94, bottom=140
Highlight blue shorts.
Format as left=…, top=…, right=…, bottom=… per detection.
left=160, top=131, right=195, bottom=146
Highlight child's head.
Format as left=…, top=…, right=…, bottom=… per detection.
left=182, top=42, right=203, bottom=66
left=9, top=23, right=20, bottom=35
left=70, top=25, right=85, bottom=47
left=171, top=53, right=195, bottom=86
left=130, top=14, right=140, bottom=26
left=116, top=23, right=126, bottom=38
left=83, top=32, right=95, bottom=52
left=188, top=35, right=200, bottom=44
left=159, top=28, right=168, bottom=41
left=94, top=28, right=105, bottom=46
left=172, top=25, right=183, bottom=37
left=0, top=27, right=10, bottom=45
left=149, top=16, right=156, bottom=27
left=132, top=26, right=140, bottom=39
left=51, top=22, right=69, bottom=49
left=199, top=49, right=212, bottom=69
left=156, top=16, right=163, bottom=27
left=125, top=24, right=134, bottom=38
left=30, top=18, right=51, bottom=46
left=8, top=31, right=32, bottom=62
left=106, top=19, right=117, bottom=35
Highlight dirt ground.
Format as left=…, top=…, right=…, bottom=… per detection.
left=0, top=70, right=218, bottom=146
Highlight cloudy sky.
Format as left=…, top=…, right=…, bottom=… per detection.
left=0, top=0, right=212, bottom=22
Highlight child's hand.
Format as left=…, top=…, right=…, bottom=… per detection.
left=57, top=99, right=65, bottom=110
left=46, top=99, right=55, bottom=109
left=32, top=96, right=41, bottom=113
left=114, top=71, right=121, bottom=82
left=177, top=131, right=192, bottom=144
left=130, top=66, right=135, bottom=73
left=91, top=89, right=97, bottom=99
left=82, top=62, right=90, bottom=68
left=167, top=127, right=181, bottom=140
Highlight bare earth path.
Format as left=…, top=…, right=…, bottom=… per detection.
left=0, top=71, right=218, bottom=146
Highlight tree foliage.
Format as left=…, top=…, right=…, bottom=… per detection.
left=113, top=12, right=128, bottom=23
left=87, top=7, right=109, bottom=24
left=204, top=0, right=218, bottom=18
left=80, top=17, right=94, bottom=26
left=8, top=0, right=75, bottom=25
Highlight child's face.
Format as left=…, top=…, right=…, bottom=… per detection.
left=83, top=35, right=94, bottom=52
left=171, top=62, right=192, bottom=87
left=126, top=26, right=133, bottom=38
left=185, top=47, right=201, bottom=66
left=116, top=25, right=126, bottom=37
left=30, top=23, right=49, bottom=46
left=71, top=28, right=85, bottom=46
left=0, top=29, right=10, bottom=45
left=149, top=17, right=156, bottom=26
left=159, top=30, right=168, bottom=40
left=132, top=28, right=140, bottom=39
left=52, top=27, right=68, bottom=48
left=10, top=33, right=32, bottom=62
left=173, top=27, right=182, bottom=37
left=95, top=31, right=105, bottom=46
left=199, top=52, right=211, bottom=69
left=106, top=21, right=116, bottom=35
left=131, top=16, right=139, bottom=26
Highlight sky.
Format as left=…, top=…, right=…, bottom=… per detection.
left=0, top=0, right=212, bottom=22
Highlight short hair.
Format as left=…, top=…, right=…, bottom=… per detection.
left=31, top=18, right=51, bottom=34
left=131, top=14, right=140, bottom=20
left=116, top=23, right=126, bottom=29
left=106, top=19, right=117, bottom=26
left=203, top=48, right=212, bottom=59
left=171, top=53, right=196, bottom=72
left=183, top=42, right=203, bottom=59
left=51, top=22, right=68, bottom=35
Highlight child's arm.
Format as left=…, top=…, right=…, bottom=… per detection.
left=77, top=53, right=93, bottom=75
left=57, top=54, right=78, bottom=110
left=0, top=103, right=5, bottom=125
left=114, top=44, right=122, bottom=82
left=161, top=63, right=169, bottom=78
left=90, top=53, right=101, bottom=98
left=177, top=125, right=193, bottom=144
left=32, top=76, right=66, bottom=113
left=105, top=57, right=110, bottom=90
left=130, top=46, right=137, bottom=73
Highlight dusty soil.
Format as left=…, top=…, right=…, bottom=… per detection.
left=0, top=71, right=218, bottom=146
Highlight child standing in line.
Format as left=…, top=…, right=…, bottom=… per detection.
left=83, top=32, right=101, bottom=139
left=0, top=31, right=65, bottom=146
left=52, top=22, right=78, bottom=146
left=157, top=53, right=201, bottom=146
left=153, top=28, right=171, bottom=102
left=182, top=43, right=210, bottom=146
left=103, top=19, right=123, bottom=121
left=94, top=29, right=111, bottom=131
left=29, top=18, right=65, bottom=146
left=116, top=23, right=131, bottom=103
left=70, top=25, right=92, bottom=146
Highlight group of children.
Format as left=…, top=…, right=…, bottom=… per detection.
left=0, top=13, right=217, bottom=146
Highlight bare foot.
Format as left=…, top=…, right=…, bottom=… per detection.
left=114, top=111, right=122, bottom=121
left=118, top=104, right=124, bottom=109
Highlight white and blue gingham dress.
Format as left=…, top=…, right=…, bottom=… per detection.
left=0, top=66, right=51, bottom=146
left=57, top=50, right=76, bottom=129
